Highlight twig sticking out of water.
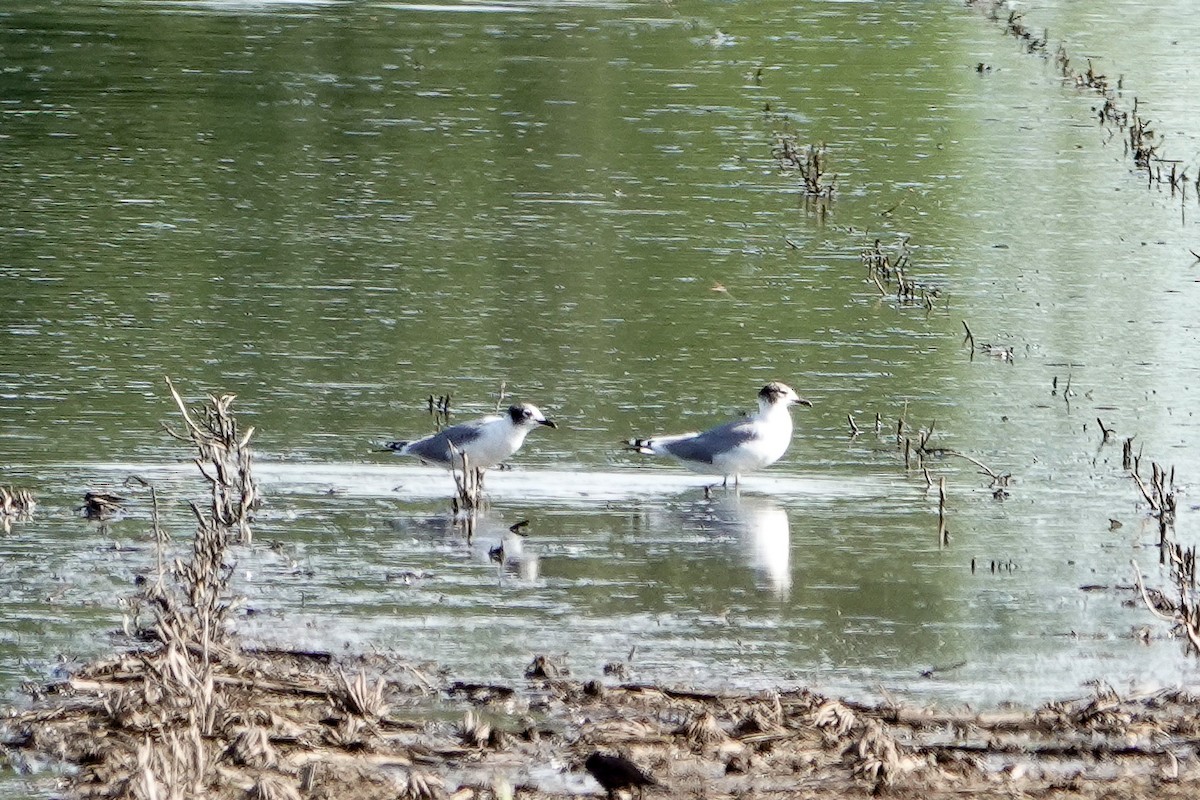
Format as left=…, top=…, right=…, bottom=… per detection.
left=774, top=137, right=837, bottom=200
left=860, top=237, right=941, bottom=309
left=912, top=424, right=1012, bottom=491
left=1129, top=461, right=1173, bottom=516
left=947, top=449, right=1010, bottom=490
left=879, top=187, right=916, bottom=218
left=1000, top=9, right=1048, bottom=54
left=449, top=447, right=484, bottom=540
left=125, top=474, right=169, bottom=582
left=937, top=477, right=948, bottom=547
left=1130, top=461, right=1178, bottom=557
left=428, top=394, right=452, bottom=431
left=1061, top=374, right=1074, bottom=410
left=1131, top=461, right=1200, bottom=654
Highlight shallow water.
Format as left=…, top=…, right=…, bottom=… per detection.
left=4, top=1, right=1200, bottom=789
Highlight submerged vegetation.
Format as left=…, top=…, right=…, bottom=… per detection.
left=858, top=237, right=942, bottom=311
left=773, top=137, right=837, bottom=203
left=969, top=0, right=1200, bottom=201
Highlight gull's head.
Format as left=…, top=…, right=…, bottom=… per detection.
left=759, top=382, right=813, bottom=408
left=507, top=403, right=558, bottom=429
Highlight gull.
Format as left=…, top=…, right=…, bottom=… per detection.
left=384, top=403, right=556, bottom=471
left=627, top=382, right=811, bottom=486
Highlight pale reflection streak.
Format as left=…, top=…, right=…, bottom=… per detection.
left=481, top=523, right=540, bottom=582
left=686, top=492, right=792, bottom=598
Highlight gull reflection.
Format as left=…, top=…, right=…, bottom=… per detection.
left=484, top=525, right=540, bottom=582
left=388, top=513, right=540, bottom=581
left=697, top=492, right=793, bottom=598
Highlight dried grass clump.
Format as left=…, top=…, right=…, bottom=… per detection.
left=336, top=669, right=389, bottom=722
left=676, top=710, right=728, bottom=749
left=399, top=768, right=445, bottom=800
left=1, top=485, right=36, bottom=533
left=0, top=485, right=35, bottom=515
left=247, top=775, right=301, bottom=800
left=4, top=379, right=265, bottom=799
left=844, top=718, right=928, bottom=791
left=225, top=726, right=278, bottom=769
left=812, top=699, right=856, bottom=740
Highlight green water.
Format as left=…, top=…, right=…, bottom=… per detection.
left=4, top=8, right=1200, bottom=789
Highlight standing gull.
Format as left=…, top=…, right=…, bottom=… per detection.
left=384, top=403, right=556, bottom=471
left=627, top=382, right=811, bottom=486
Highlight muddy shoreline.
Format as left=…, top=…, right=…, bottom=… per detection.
left=6, top=640, right=1200, bottom=799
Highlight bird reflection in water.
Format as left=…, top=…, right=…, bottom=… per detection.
left=694, top=492, right=792, bottom=598
left=485, top=519, right=539, bottom=582
left=388, top=514, right=540, bottom=581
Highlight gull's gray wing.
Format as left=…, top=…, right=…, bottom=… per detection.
left=661, top=418, right=757, bottom=464
left=399, top=417, right=492, bottom=463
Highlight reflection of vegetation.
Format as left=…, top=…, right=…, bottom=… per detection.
left=450, top=450, right=485, bottom=541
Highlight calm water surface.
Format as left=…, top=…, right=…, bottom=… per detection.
left=4, top=0, right=1200, bottom=788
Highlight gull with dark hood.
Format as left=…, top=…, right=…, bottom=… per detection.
left=627, top=382, right=811, bottom=487
left=385, top=402, right=556, bottom=471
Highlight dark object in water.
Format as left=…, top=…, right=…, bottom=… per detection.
left=80, top=491, right=124, bottom=520
left=584, top=752, right=660, bottom=799
left=524, top=654, right=567, bottom=679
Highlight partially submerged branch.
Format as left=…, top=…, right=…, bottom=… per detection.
left=1130, top=458, right=1199, bottom=654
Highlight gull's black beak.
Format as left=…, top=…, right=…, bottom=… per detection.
left=540, top=419, right=558, bottom=429
left=795, top=398, right=814, bottom=408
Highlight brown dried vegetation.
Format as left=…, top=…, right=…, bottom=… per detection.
left=0, top=485, right=35, bottom=534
